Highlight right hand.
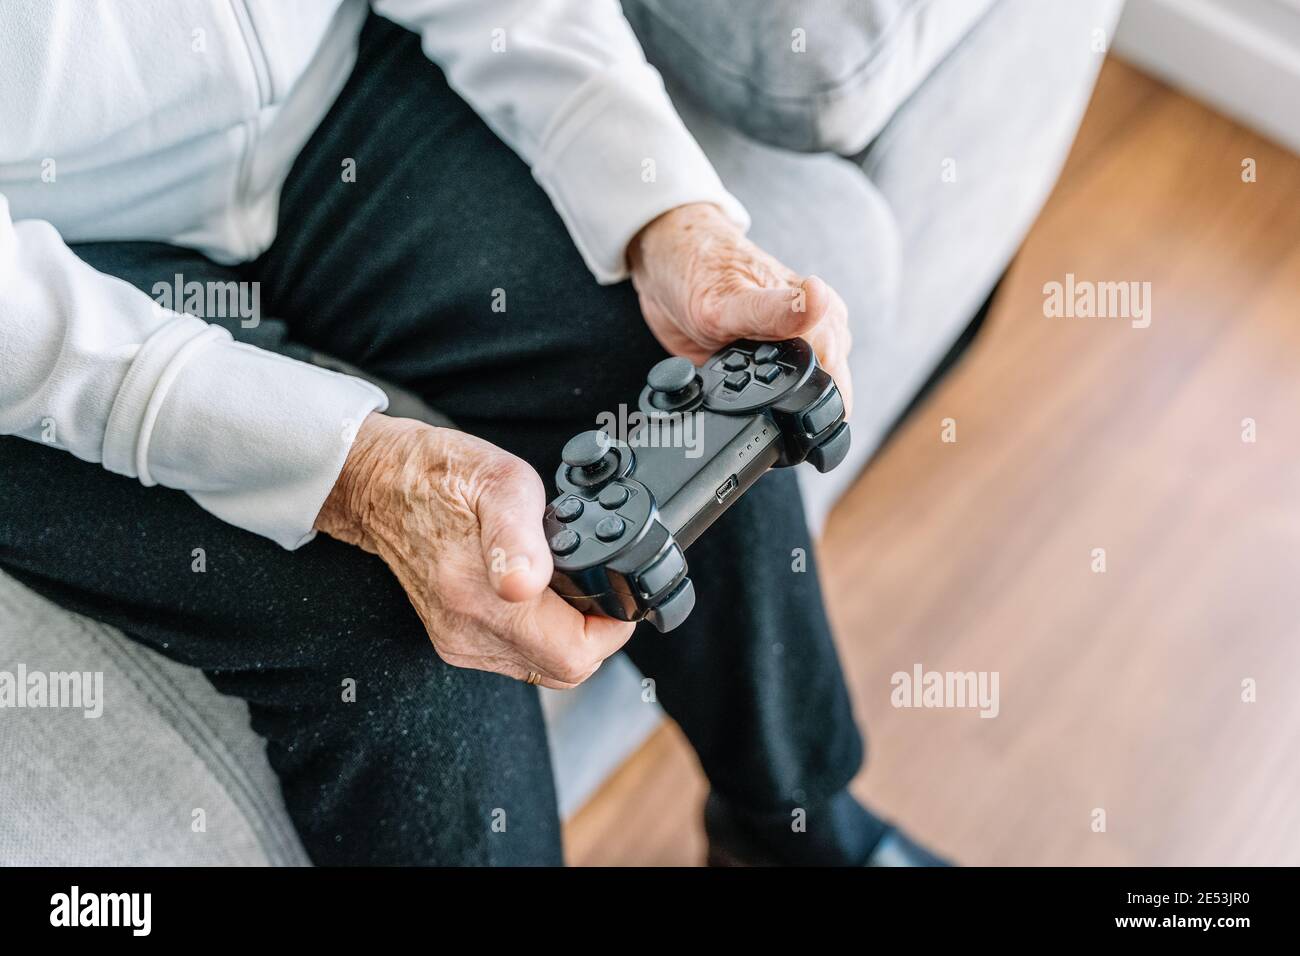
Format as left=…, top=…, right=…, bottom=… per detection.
left=314, top=413, right=635, bottom=688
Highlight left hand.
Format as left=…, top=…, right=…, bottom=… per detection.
left=628, top=202, right=854, bottom=415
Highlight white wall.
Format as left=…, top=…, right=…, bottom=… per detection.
left=1114, top=0, right=1300, bottom=153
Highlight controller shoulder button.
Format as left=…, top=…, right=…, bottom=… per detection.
left=646, top=578, right=696, bottom=633
left=808, top=421, right=852, bottom=473
left=635, top=544, right=686, bottom=600
left=802, top=388, right=845, bottom=436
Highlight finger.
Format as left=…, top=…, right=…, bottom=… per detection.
left=802, top=279, right=854, bottom=417
left=717, top=277, right=828, bottom=341
left=495, top=656, right=602, bottom=691
left=473, top=454, right=554, bottom=602
left=825, top=352, right=854, bottom=419
left=441, top=646, right=596, bottom=691
left=838, top=363, right=855, bottom=419
left=503, top=590, right=637, bottom=686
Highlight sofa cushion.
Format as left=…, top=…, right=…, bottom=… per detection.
left=0, top=567, right=310, bottom=865
left=623, top=0, right=998, bottom=154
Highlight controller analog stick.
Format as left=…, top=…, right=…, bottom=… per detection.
left=562, top=430, right=611, bottom=469
left=647, top=357, right=700, bottom=410
left=647, top=357, right=695, bottom=393
left=562, top=430, right=618, bottom=487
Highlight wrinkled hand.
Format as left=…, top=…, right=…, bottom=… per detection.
left=629, top=202, right=854, bottom=415
left=315, top=413, right=634, bottom=688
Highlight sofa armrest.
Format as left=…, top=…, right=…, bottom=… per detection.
left=623, top=0, right=998, bottom=154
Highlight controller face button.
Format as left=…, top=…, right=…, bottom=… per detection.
left=554, top=497, right=584, bottom=522
left=594, top=515, right=626, bottom=542
left=636, top=544, right=686, bottom=599
left=597, top=484, right=630, bottom=509
left=549, top=529, right=581, bottom=555
left=721, top=350, right=748, bottom=371
left=754, top=362, right=781, bottom=384
left=723, top=370, right=751, bottom=392
left=802, top=389, right=845, bottom=436
left=754, top=343, right=781, bottom=364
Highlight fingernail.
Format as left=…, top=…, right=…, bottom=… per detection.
left=500, top=554, right=532, bottom=578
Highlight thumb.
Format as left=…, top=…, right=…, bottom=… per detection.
left=722, top=276, right=829, bottom=341
left=474, top=456, right=554, bottom=602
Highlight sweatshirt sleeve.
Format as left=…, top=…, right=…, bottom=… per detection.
left=0, top=196, right=389, bottom=549
left=370, top=0, right=750, bottom=284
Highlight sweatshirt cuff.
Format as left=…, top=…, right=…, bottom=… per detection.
left=103, top=314, right=389, bottom=549
left=531, top=61, right=750, bottom=284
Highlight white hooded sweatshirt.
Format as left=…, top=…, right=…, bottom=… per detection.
left=0, top=0, right=747, bottom=547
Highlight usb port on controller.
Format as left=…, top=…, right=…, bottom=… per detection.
left=715, top=475, right=739, bottom=503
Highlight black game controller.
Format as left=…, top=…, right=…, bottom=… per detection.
left=544, top=338, right=851, bottom=632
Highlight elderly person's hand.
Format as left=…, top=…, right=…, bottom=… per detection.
left=629, top=202, right=854, bottom=415
left=315, top=413, right=635, bottom=688
left=315, top=205, right=854, bottom=690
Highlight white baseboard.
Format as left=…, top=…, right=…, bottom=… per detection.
left=1114, top=0, right=1300, bottom=153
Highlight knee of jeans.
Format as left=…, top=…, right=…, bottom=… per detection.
left=291, top=620, right=532, bottom=735
left=553, top=287, right=672, bottom=426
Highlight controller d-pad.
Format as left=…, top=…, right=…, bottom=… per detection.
left=547, top=473, right=652, bottom=570
left=754, top=363, right=781, bottom=384
left=554, top=497, right=584, bottom=522
left=723, top=370, right=750, bottom=392
left=597, top=485, right=629, bottom=509
left=721, top=350, right=748, bottom=371
left=549, top=529, right=580, bottom=555
left=754, top=343, right=781, bottom=364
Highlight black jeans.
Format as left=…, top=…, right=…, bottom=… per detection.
left=0, top=15, right=867, bottom=865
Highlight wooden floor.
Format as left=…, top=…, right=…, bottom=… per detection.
left=564, top=59, right=1300, bottom=866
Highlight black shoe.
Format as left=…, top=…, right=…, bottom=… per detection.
left=863, top=827, right=951, bottom=867
left=704, top=791, right=952, bottom=867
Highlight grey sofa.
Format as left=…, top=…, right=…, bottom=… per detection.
left=0, top=0, right=1122, bottom=864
